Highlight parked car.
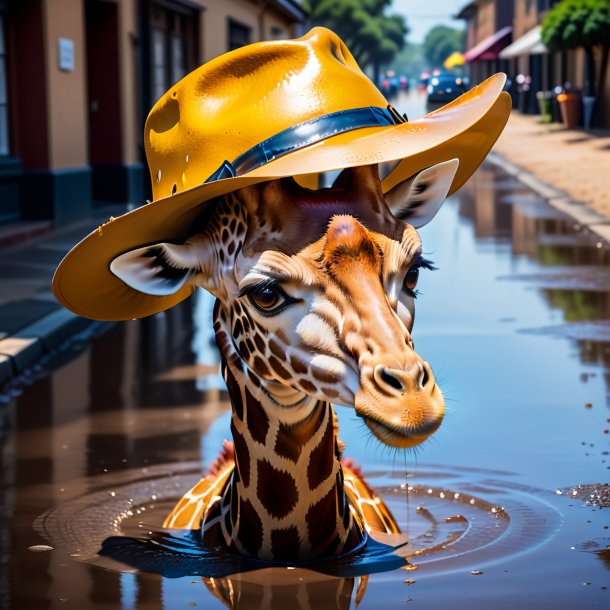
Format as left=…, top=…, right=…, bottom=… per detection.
left=426, top=74, right=468, bottom=104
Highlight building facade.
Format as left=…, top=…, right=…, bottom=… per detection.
left=0, top=0, right=306, bottom=227
left=457, top=0, right=609, bottom=127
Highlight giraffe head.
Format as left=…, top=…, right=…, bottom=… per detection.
left=111, top=161, right=456, bottom=449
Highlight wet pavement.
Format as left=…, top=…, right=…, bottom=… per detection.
left=1, top=99, right=610, bottom=608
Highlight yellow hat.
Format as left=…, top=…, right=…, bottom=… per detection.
left=53, top=27, right=511, bottom=321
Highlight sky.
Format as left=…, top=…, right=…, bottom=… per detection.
left=391, top=0, right=468, bottom=44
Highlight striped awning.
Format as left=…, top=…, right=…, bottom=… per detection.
left=464, top=26, right=512, bottom=62
left=499, top=25, right=547, bottom=58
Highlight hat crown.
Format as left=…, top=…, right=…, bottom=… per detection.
left=145, top=27, right=387, bottom=201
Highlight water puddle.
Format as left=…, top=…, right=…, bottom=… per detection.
left=35, top=463, right=562, bottom=580
left=3, top=156, right=610, bottom=608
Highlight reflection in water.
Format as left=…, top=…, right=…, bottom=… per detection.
left=204, top=571, right=366, bottom=610
left=2, top=161, right=610, bottom=608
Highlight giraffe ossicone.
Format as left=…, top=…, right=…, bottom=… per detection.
left=52, top=27, right=510, bottom=563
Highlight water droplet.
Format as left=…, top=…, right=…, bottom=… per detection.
left=404, top=564, right=419, bottom=571
left=445, top=514, right=467, bottom=523
left=471, top=570, right=484, bottom=575
left=110, top=491, right=116, bottom=497
left=28, top=545, right=54, bottom=552
left=404, top=579, right=416, bottom=585
left=156, top=169, right=162, bottom=183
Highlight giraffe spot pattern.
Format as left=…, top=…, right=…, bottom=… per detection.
left=307, top=412, right=334, bottom=490
left=231, top=421, right=250, bottom=487
left=290, top=355, right=308, bottom=374
left=268, top=355, right=291, bottom=379
left=257, top=459, right=298, bottom=518
left=270, top=526, right=301, bottom=561
left=236, top=497, right=263, bottom=556
left=274, top=403, right=327, bottom=463
left=245, top=388, right=269, bottom=444
left=306, top=485, right=339, bottom=556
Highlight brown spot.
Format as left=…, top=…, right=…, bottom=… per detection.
left=253, top=355, right=270, bottom=377
left=275, top=403, right=327, bottom=463
left=269, top=355, right=291, bottom=379
left=246, top=338, right=255, bottom=353
left=221, top=228, right=229, bottom=243
left=299, top=379, right=317, bottom=394
left=307, top=414, right=334, bottom=490
left=253, top=332, right=266, bottom=352
left=245, top=388, right=269, bottom=444
left=268, top=340, right=284, bottom=359
left=306, top=486, right=338, bottom=555
left=312, top=368, right=340, bottom=384
left=322, top=387, right=340, bottom=399
left=247, top=369, right=261, bottom=387
left=290, top=355, right=308, bottom=374
left=271, top=526, right=300, bottom=561
left=227, top=241, right=236, bottom=256
left=275, top=329, right=289, bottom=343
left=257, top=459, right=298, bottom=518
left=232, top=318, right=243, bottom=340
left=242, top=316, right=251, bottom=333
left=238, top=340, right=250, bottom=359
left=231, top=421, right=250, bottom=487
left=236, top=497, right=263, bottom=557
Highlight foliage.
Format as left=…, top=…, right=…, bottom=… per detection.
left=421, top=25, right=465, bottom=70
left=302, top=0, right=409, bottom=78
left=388, top=43, right=426, bottom=77
left=541, top=0, right=610, bottom=51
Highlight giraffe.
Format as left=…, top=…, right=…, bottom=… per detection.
left=109, top=159, right=457, bottom=562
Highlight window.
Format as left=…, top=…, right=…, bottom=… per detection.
left=228, top=19, right=251, bottom=51
left=149, top=5, right=193, bottom=106
left=0, top=14, right=9, bottom=155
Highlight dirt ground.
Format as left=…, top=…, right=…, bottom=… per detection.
left=492, top=111, right=610, bottom=219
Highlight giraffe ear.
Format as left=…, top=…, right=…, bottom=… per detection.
left=110, top=240, right=203, bottom=296
left=384, top=158, right=459, bottom=228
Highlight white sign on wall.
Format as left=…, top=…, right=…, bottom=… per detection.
left=58, top=38, right=74, bottom=72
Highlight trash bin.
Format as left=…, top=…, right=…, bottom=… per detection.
left=552, top=86, right=564, bottom=123
left=536, top=91, right=553, bottom=124
left=582, top=96, right=596, bottom=129
left=557, top=91, right=581, bottom=128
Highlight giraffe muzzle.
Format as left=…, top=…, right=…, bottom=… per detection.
left=355, top=357, right=444, bottom=448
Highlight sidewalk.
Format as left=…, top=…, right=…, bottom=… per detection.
left=0, top=205, right=128, bottom=387
left=492, top=111, right=610, bottom=219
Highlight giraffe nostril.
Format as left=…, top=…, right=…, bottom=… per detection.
left=381, top=368, right=403, bottom=391
left=374, top=366, right=405, bottom=394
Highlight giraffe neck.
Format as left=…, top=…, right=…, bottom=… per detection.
left=209, top=301, right=365, bottom=561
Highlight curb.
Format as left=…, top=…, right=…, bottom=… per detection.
left=0, top=308, right=94, bottom=386
left=487, top=151, right=610, bottom=245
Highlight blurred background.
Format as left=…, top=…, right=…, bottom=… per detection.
left=0, top=0, right=608, bottom=230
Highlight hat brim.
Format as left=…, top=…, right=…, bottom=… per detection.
left=53, top=74, right=511, bottom=321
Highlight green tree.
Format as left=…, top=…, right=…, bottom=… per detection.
left=422, top=25, right=465, bottom=70
left=303, top=0, right=409, bottom=82
left=541, top=0, right=610, bottom=97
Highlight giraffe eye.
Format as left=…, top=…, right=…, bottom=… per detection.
left=251, top=286, right=281, bottom=309
left=247, top=282, right=295, bottom=316
left=403, top=256, right=436, bottom=297
left=404, top=267, right=419, bottom=292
